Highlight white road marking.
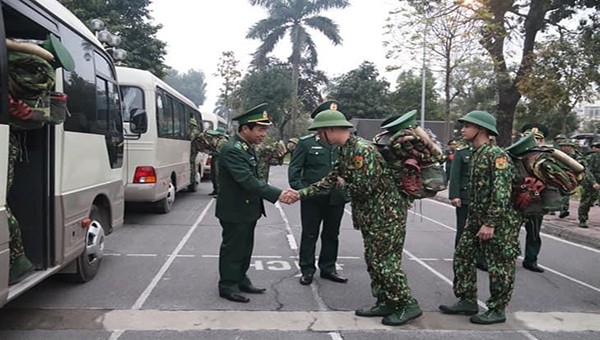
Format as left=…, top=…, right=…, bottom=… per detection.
left=104, top=253, right=121, bottom=256
left=275, top=201, right=298, bottom=250
left=403, top=249, right=487, bottom=310
left=408, top=209, right=457, bottom=232
left=131, top=200, right=214, bottom=310
left=107, top=330, right=124, bottom=340
left=125, top=254, right=158, bottom=257
left=425, top=198, right=600, bottom=254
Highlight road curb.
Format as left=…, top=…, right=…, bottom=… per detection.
left=428, top=194, right=600, bottom=251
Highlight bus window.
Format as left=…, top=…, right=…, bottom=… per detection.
left=62, top=28, right=96, bottom=134
left=107, top=82, right=123, bottom=168
left=121, top=86, right=144, bottom=122
left=156, top=89, right=172, bottom=137
left=173, top=100, right=185, bottom=139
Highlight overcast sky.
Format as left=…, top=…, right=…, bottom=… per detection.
left=148, top=0, right=406, bottom=113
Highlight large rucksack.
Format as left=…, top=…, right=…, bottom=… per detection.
left=374, top=127, right=447, bottom=199
left=507, top=135, right=585, bottom=216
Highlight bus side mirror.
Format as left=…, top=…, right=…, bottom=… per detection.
left=129, top=109, right=147, bottom=134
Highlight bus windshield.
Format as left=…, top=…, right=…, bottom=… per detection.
left=121, top=86, right=144, bottom=122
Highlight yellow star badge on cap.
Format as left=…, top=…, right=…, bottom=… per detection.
left=330, top=102, right=338, bottom=111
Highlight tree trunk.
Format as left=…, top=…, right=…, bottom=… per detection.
left=291, top=59, right=300, bottom=137
left=444, top=49, right=452, bottom=142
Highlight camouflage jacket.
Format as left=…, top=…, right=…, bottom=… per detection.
left=299, top=135, right=409, bottom=230
left=583, top=151, right=600, bottom=187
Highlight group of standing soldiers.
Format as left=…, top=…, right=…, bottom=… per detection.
left=210, top=99, right=540, bottom=326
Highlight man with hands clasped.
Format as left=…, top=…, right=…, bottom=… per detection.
left=216, top=104, right=299, bottom=303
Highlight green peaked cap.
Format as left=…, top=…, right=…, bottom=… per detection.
left=42, top=33, right=75, bottom=71
left=311, top=99, right=340, bottom=119
left=506, top=132, right=537, bottom=156
left=206, top=129, right=220, bottom=136
left=521, top=123, right=549, bottom=139
left=458, top=110, right=498, bottom=136
left=233, top=103, right=272, bottom=126
left=381, top=110, right=418, bottom=133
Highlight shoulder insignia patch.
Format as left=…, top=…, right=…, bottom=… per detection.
left=234, top=141, right=242, bottom=150
left=495, top=156, right=508, bottom=170
left=352, top=155, right=364, bottom=169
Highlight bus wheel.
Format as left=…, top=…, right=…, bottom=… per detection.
left=156, top=179, right=176, bottom=214
left=64, top=205, right=105, bottom=283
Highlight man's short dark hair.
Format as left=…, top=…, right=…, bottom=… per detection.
left=238, top=122, right=258, bottom=132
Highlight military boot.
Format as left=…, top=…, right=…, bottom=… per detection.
left=381, top=301, right=423, bottom=326
left=439, top=299, right=478, bottom=315
left=469, top=309, right=506, bottom=324
left=355, top=302, right=395, bottom=317
left=578, top=221, right=588, bottom=229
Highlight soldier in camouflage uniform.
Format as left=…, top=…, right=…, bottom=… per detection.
left=7, top=132, right=34, bottom=284
left=579, top=141, right=600, bottom=228
left=188, top=117, right=201, bottom=189
left=255, top=137, right=286, bottom=182
left=195, top=129, right=229, bottom=196
left=439, top=111, right=522, bottom=325
left=298, top=109, right=421, bottom=326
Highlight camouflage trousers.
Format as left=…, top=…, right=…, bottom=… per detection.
left=360, top=210, right=414, bottom=305
left=190, top=149, right=198, bottom=184
left=453, top=226, right=517, bottom=311
left=8, top=132, right=25, bottom=266
left=256, top=161, right=269, bottom=183
left=579, top=186, right=599, bottom=223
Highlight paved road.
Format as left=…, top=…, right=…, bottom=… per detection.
left=1, top=166, right=599, bottom=339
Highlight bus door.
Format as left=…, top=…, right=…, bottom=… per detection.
left=2, top=2, right=56, bottom=282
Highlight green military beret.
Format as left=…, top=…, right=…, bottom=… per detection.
left=521, top=123, right=548, bottom=140
left=42, top=33, right=75, bottom=71
left=233, top=103, right=272, bottom=126
left=311, top=99, right=340, bottom=119
left=506, top=132, right=537, bottom=156
left=381, top=110, right=418, bottom=133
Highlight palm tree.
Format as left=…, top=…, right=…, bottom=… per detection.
left=247, top=0, right=349, bottom=134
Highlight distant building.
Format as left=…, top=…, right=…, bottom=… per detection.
left=575, top=101, right=600, bottom=130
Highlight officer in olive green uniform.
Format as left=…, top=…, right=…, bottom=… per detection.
left=289, top=100, right=348, bottom=285
left=299, top=109, right=422, bottom=327
left=440, top=111, right=522, bottom=325
left=216, top=103, right=291, bottom=303
left=579, top=141, right=600, bottom=228
left=520, top=124, right=548, bottom=273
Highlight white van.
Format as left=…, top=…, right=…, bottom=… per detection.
left=118, top=67, right=203, bottom=213
left=1, top=0, right=134, bottom=306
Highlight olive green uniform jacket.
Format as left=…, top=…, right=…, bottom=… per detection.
left=216, top=134, right=281, bottom=223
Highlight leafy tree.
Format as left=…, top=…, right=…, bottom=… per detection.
left=235, top=65, right=294, bottom=138
left=466, top=0, right=599, bottom=145
left=386, top=0, right=482, bottom=139
left=328, top=61, right=392, bottom=119
left=518, top=33, right=599, bottom=135
left=163, top=69, right=207, bottom=107
left=214, top=51, right=242, bottom=122
left=246, top=0, right=350, bottom=134
left=390, top=69, right=442, bottom=120
left=59, top=0, right=168, bottom=77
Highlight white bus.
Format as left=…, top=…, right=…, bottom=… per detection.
left=118, top=67, right=203, bottom=213
left=0, top=0, right=135, bottom=307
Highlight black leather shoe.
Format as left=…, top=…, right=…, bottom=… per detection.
left=219, top=292, right=250, bottom=303
left=299, top=274, right=313, bottom=285
left=523, top=263, right=544, bottom=273
left=320, top=272, right=348, bottom=283
left=240, top=285, right=266, bottom=294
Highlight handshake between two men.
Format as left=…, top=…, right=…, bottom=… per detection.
left=278, top=189, right=300, bottom=205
